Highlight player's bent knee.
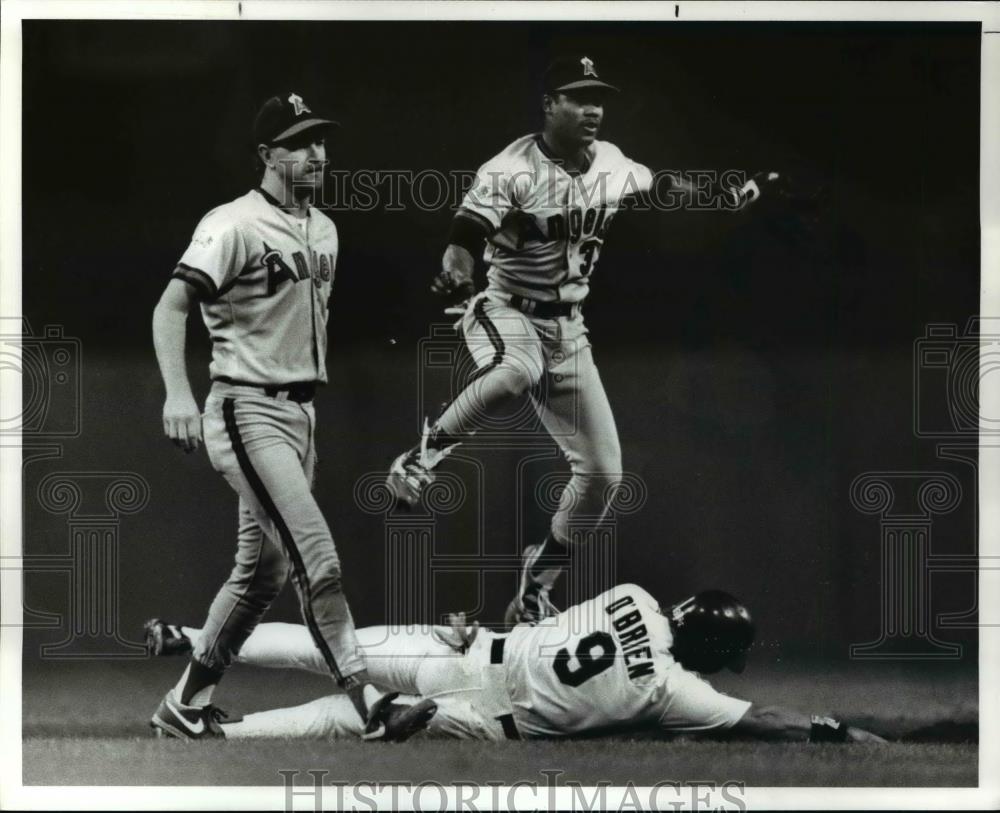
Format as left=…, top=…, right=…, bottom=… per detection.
left=572, top=449, right=622, bottom=482
left=593, top=442, right=623, bottom=479
left=472, top=362, right=540, bottom=401
left=505, top=360, right=543, bottom=395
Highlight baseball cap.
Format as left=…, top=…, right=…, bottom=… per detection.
left=254, top=92, right=338, bottom=146
left=543, top=56, right=620, bottom=94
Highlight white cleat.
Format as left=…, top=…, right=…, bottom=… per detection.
left=386, top=418, right=459, bottom=508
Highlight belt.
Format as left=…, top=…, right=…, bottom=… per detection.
left=214, top=377, right=317, bottom=403
left=508, top=294, right=578, bottom=320
left=489, top=636, right=521, bottom=740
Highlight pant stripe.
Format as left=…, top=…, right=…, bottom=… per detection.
left=222, top=398, right=346, bottom=685
left=469, top=296, right=506, bottom=382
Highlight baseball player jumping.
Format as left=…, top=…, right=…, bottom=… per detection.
left=150, top=92, right=435, bottom=741
left=386, top=57, right=773, bottom=625
left=145, top=585, right=884, bottom=743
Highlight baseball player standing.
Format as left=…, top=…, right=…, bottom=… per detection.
left=150, top=92, right=435, bottom=741
left=387, top=57, right=770, bottom=625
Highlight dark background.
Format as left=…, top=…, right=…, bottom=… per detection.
left=21, top=21, right=980, bottom=663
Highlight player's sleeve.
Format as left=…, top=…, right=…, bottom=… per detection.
left=623, top=157, right=654, bottom=197
left=656, top=665, right=752, bottom=733
left=456, top=161, right=525, bottom=235
left=605, top=144, right=654, bottom=199
left=172, top=210, right=247, bottom=300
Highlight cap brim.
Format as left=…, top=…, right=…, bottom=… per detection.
left=270, top=117, right=339, bottom=144
left=551, top=79, right=620, bottom=93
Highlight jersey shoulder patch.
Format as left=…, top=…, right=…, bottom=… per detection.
left=462, top=135, right=539, bottom=226
left=174, top=193, right=257, bottom=298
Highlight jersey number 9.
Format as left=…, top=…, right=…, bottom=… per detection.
left=553, top=631, right=617, bottom=687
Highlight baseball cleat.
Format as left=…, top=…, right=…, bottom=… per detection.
left=504, top=544, right=560, bottom=627
left=362, top=692, right=437, bottom=742
left=386, top=418, right=459, bottom=508
left=150, top=690, right=228, bottom=740
left=144, top=618, right=192, bottom=657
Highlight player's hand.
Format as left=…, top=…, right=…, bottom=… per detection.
left=430, top=268, right=475, bottom=298
left=846, top=726, right=887, bottom=744
left=163, top=392, right=203, bottom=454
left=432, top=612, right=481, bottom=652
left=735, top=171, right=781, bottom=207
left=362, top=691, right=437, bottom=742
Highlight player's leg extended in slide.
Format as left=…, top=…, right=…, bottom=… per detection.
left=179, top=623, right=500, bottom=740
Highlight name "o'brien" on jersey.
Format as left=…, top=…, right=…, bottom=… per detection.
left=605, top=594, right=656, bottom=681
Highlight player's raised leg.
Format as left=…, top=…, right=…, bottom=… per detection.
left=506, top=341, right=623, bottom=625
left=386, top=295, right=544, bottom=507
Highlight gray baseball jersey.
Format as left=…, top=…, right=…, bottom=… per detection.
left=458, top=134, right=653, bottom=303
left=172, top=188, right=338, bottom=384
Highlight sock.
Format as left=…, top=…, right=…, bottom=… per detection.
left=529, top=533, right=571, bottom=587
left=427, top=423, right=462, bottom=452
left=175, top=659, right=224, bottom=707
left=342, top=669, right=379, bottom=722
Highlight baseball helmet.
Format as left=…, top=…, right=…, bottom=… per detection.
left=667, top=590, right=755, bottom=675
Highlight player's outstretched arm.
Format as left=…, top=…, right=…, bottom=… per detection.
left=732, top=704, right=885, bottom=743
left=152, top=279, right=203, bottom=454
left=654, top=170, right=779, bottom=211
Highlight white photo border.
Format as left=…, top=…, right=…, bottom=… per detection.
left=2, top=1, right=997, bottom=810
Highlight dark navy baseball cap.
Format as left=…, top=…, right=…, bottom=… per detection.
left=544, top=56, right=620, bottom=94
left=254, top=92, right=338, bottom=146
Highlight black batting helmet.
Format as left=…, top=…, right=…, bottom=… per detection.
left=667, top=590, right=755, bottom=675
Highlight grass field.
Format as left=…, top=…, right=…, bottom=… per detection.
left=21, top=657, right=978, bottom=787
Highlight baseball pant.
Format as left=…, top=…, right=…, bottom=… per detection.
left=196, top=382, right=365, bottom=684
left=202, top=623, right=515, bottom=740
left=435, top=289, right=623, bottom=544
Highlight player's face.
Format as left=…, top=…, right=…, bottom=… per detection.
left=545, top=90, right=606, bottom=145
left=270, top=130, right=328, bottom=194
